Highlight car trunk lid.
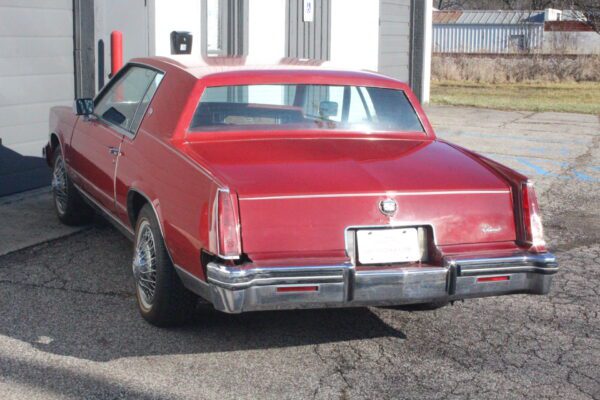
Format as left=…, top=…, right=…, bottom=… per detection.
left=185, top=137, right=516, bottom=261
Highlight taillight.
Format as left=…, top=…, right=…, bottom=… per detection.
left=216, top=188, right=242, bottom=259
left=521, top=181, right=546, bottom=252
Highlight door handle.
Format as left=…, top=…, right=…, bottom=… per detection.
left=108, top=147, right=122, bottom=156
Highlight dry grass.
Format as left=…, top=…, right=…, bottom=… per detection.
left=431, top=81, right=600, bottom=114
left=432, top=54, right=600, bottom=83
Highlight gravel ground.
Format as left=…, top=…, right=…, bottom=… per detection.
left=0, top=106, right=598, bottom=399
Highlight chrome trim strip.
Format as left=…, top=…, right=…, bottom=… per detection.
left=459, top=265, right=559, bottom=276
left=112, top=141, right=123, bottom=209
left=207, top=262, right=351, bottom=290
left=452, top=252, right=556, bottom=267
left=173, top=264, right=212, bottom=302
left=127, top=189, right=165, bottom=239
left=239, top=190, right=511, bottom=201
left=48, top=132, right=65, bottom=163
left=74, top=183, right=135, bottom=239
left=125, top=188, right=182, bottom=269
left=445, top=252, right=558, bottom=277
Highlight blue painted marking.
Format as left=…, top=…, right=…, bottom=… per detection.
left=437, top=130, right=589, bottom=145
left=529, top=147, right=548, bottom=154
left=573, top=171, right=595, bottom=182
left=482, top=154, right=600, bottom=183
left=515, top=158, right=553, bottom=176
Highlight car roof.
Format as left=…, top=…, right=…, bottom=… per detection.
left=130, top=56, right=403, bottom=85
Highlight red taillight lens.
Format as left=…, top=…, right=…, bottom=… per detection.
left=276, top=286, right=319, bottom=293
left=521, top=181, right=546, bottom=252
left=477, top=276, right=510, bottom=283
left=217, top=189, right=241, bottom=259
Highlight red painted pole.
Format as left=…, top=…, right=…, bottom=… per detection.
left=110, top=31, right=123, bottom=77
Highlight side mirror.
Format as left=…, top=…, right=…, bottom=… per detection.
left=74, top=98, right=94, bottom=116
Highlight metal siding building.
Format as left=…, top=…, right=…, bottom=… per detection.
left=433, top=10, right=546, bottom=54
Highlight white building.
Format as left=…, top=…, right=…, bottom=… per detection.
left=0, top=0, right=432, bottom=196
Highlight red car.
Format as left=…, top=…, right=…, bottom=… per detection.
left=45, top=57, right=558, bottom=326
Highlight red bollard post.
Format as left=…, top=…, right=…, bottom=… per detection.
left=111, top=31, right=123, bottom=77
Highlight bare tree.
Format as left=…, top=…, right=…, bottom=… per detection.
left=435, top=0, right=568, bottom=10
left=502, top=0, right=555, bottom=9
left=572, top=0, right=600, bottom=34
left=436, top=0, right=466, bottom=10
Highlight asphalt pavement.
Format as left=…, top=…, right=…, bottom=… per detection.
left=0, top=105, right=598, bottom=399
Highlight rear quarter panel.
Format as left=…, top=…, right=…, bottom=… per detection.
left=115, top=63, right=221, bottom=280
left=118, top=133, right=221, bottom=279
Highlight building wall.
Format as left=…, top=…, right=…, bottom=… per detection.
left=542, top=31, right=600, bottom=54
left=378, top=0, right=411, bottom=81
left=95, top=0, right=150, bottom=91
left=0, top=0, right=74, bottom=157
left=150, top=0, right=202, bottom=57
left=0, top=0, right=75, bottom=195
left=329, top=0, right=380, bottom=71
left=433, top=24, right=544, bottom=53
left=248, top=0, right=286, bottom=59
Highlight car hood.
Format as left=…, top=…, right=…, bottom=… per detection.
left=183, top=137, right=508, bottom=197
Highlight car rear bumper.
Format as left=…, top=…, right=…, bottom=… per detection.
left=179, top=252, right=558, bottom=313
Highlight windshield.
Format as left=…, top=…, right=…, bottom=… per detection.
left=190, top=84, right=424, bottom=133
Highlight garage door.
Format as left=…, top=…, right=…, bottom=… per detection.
left=0, top=0, right=74, bottom=196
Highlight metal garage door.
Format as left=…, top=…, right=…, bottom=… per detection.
left=0, top=0, right=74, bottom=196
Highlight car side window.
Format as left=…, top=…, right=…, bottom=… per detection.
left=94, top=66, right=158, bottom=133
left=130, top=73, right=164, bottom=134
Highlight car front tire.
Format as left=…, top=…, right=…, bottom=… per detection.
left=132, top=204, right=197, bottom=327
left=51, top=148, right=93, bottom=225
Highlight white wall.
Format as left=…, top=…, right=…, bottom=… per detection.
left=330, top=0, right=380, bottom=71
left=422, top=0, right=432, bottom=103
left=248, top=0, right=286, bottom=60
left=542, top=31, right=600, bottom=54
left=149, top=0, right=202, bottom=57
left=95, top=0, right=149, bottom=91
left=0, top=0, right=74, bottom=156
left=378, top=0, right=411, bottom=81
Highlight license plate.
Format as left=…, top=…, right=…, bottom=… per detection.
left=356, top=228, right=421, bottom=265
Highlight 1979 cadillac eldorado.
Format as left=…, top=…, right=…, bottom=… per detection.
left=45, top=57, right=558, bottom=326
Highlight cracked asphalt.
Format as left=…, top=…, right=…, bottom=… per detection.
left=0, top=105, right=598, bottom=399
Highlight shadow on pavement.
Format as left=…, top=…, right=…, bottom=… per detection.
left=0, top=354, right=179, bottom=400
left=0, top=222, right=406, bottom=362
left=0, top=144, right=50, bottom=197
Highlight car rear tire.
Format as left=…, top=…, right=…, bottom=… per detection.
left=132, top=204, right=197, bottom=327
left=51, top=148, right=93, bottom=225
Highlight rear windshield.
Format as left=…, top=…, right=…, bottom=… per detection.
left=189, top=84, right=424, bottom=133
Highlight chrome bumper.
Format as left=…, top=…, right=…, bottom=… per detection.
left=178, top=252, right=558, bottom=314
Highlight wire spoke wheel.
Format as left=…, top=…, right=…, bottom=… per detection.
left=52, top=156, right=68, bottom=215
left=133, top=220, right=158, bottom=310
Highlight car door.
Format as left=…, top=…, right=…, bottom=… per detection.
left=69, top=66, right=159, bottom=212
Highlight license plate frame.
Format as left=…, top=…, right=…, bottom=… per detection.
left=356, top=227, right=422, bottom=265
